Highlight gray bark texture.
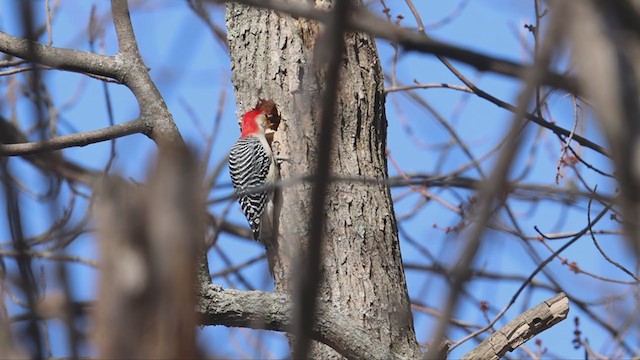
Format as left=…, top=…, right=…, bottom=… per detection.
left=226, top=1, right=420, bottom=358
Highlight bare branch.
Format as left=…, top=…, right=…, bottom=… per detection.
left=462, top=293, right=569, bottom=360
left=0, top=250, right=97, bottom=268
left=385, top=82, right=473, bottom=94
left=0, top=31, right=119, bottom=79
left=425, top=5, right=566, bottom=357
left=109, top=0, right=183, bottom=146
left=198, top=285, right=400, bottom=360
left=222, top=0, right=580, bottom=94
left=0, top=119, right=144, bottom=156
left=111, top=0, right=142, bottom=56
left=451, top=203, right=613, bottom=351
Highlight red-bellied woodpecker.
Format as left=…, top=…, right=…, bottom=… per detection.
left=228, top=108, right=279, bottom=241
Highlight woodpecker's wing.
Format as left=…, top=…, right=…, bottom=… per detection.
left=228, top=136, right=271, bottom=238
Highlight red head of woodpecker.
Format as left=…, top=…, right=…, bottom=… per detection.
left=228, top=107, right=280, bottom=241
left=240, top=109, right=273, bottom=138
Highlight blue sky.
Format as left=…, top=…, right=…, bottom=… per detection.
left=0, top=0, right=635, bottom=358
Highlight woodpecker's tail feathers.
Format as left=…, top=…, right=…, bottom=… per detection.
left=249, top=218, right=261, bottom=241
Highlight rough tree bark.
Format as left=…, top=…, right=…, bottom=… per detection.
left=226, top=1, right=420, bottom=358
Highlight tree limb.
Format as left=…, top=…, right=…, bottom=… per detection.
left=198, top=284, right=401, bottom=360
left=109, top=0, right=183, bottom=146
left=0, top=119, right=144, bottom=156
left=0, top=30, right=119, bottom=80
left=0, top=1, right=183, bottom=147
left=461, top=293, right=569, bottom=360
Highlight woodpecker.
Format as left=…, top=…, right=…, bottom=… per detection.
left=228, top=108, right=279, bottom=241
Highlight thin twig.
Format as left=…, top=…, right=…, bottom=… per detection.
left=450, top=203, right=613, bottom=351
left=587, top=188, right=640, bottom=283
left=426, top=6, right=566, bottom=357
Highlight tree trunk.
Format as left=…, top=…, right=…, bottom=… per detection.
left=226, top=2, right=420, bottom=358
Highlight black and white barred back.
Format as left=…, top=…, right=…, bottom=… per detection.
left=228, top=135, right=271, bottom=240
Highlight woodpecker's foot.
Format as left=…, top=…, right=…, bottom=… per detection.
left=276, top=157, right=292, bottom=164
